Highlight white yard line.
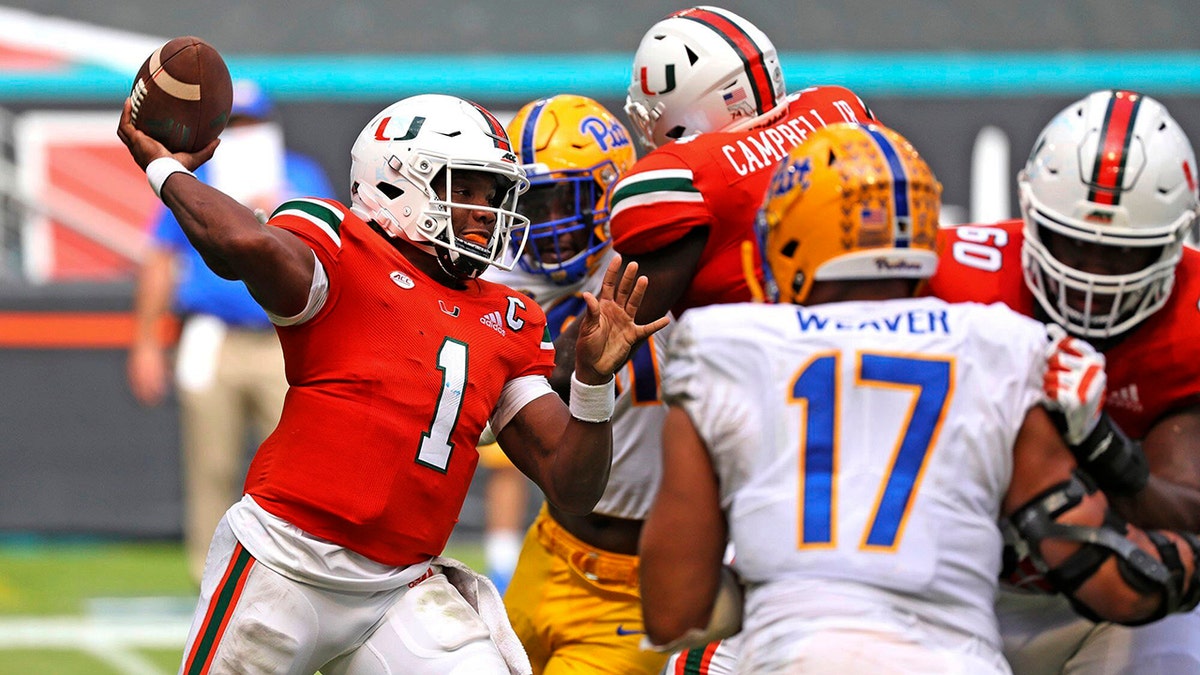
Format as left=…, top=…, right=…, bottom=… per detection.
left=0, top=615, right=190, bottom=673
left=0, top=595, right=194, bottom=673
left=81, top=641, right=169, bottom=675
left=0, top=616, right=190, bottom=648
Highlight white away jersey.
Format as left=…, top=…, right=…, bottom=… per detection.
left=483, top=252, right=670, bottom=520
left=663, top=297, right=1049, bottom=646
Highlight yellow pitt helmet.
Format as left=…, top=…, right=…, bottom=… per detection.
left=756, top=123, right=942, bottom=304
left=506, top=94, right=636, bottom=285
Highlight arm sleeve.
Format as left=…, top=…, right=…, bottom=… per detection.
left=267, top=251, right=329, bottom=326
left=490, top=375, right=556, bottom=434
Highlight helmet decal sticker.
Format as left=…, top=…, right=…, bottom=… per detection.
left=639, top=64, right=677, bottom=96
left=374, top=116, right=425, bottom=142
left=1088, top=90, right=1142, bottom=206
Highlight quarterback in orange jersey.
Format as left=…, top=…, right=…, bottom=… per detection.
left=118, top=93, right=667, bottom=675
left=612, top=5, right=875, bottom=322
left=928, top=90, right=1200, bottom=674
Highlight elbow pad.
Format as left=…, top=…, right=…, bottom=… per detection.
left=1007, top=472, right=1187, bottom=625
left=1146, top=531, right=1200, bottom=619
left=1067, top=412, right=1149, bottom=497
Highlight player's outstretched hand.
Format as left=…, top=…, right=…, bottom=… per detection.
left=574, top=254, right=670, bottom=384
left=116, top=98, right=219, bottom=172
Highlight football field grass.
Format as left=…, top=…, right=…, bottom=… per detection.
left=0, top=536, right=484, bottom=674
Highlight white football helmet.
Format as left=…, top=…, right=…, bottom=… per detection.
left=349, top=94, right=530, bottom=280
left=1020, top=89, right=1200, bottom=340
left=624, top=5, right=787, bottom=150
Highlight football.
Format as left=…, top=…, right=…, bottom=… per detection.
left=129, top=36, right=233, bottom=153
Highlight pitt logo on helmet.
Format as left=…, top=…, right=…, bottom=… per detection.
left=756, top=122, right=942, bottom=304
left=766, top=154, right=812, bottom=200
left=580, top=115, right=633, bottom=154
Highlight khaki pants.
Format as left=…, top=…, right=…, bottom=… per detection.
left=176, top=321, right=286, bottom=583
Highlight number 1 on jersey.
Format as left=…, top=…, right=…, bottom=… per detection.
left=417, top=338, right=468, bottom=472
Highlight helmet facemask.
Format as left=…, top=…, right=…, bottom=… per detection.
left=517, top=164, right=616, bottom=285
left=1020, top=176, right=1191, bottom=339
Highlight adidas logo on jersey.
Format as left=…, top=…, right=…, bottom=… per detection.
left=481, top=311, right=506, bottom=336
left=1106, top=384, right=1142, bottom=414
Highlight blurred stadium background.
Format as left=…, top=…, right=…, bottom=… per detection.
left=0, top=1, right=1197, bottom=671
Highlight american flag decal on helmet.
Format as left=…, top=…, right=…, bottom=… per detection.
left=466, top=99, right=512, bottom=152
left=1088, top=90, right=1142, bottom=206
left=674, top=7, right=778, bottom=116
left=864, top=125, right=911, bottom=247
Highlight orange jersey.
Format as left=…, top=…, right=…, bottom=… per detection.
left=928, top=220, right=1200, bottom=438
left=608, top=86, right=874, bottom=316
left=243, top=198, right=555, bottom=566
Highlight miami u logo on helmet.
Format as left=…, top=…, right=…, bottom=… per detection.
left=374, top=116, right=425, bottom=141
left=639, top=64, right=677, bottom=95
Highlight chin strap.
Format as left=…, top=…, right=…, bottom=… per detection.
left=435, top=232, right=496, bottom=280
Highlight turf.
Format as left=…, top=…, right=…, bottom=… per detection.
left=0, top=649, right=125, bottom=674
left=0, top=536, right=485, bottom=673
left=0, top=540, right=193, bottom=616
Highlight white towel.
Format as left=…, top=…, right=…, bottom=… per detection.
left=433, top=556, right=533, bottom=675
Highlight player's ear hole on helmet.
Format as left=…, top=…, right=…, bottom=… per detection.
left=665, top=125, right=687, bottom=140
left=790, top=270, right=806, bottom=297
left=376, top=182, right=404, bottom=200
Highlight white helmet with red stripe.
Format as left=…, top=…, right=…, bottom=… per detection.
left=1020, top=89, right=1200, bottom=339
left=624, top=5, right=787, bottom=150
left=350, top=94, right=530, bottom=279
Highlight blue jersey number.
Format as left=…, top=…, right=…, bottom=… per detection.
left=792, top=352, right=952, bottom=550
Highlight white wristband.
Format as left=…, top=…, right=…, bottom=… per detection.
left=569, top=372, right=616, bottom=423
left=146, top=157, right=196, bottom=199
